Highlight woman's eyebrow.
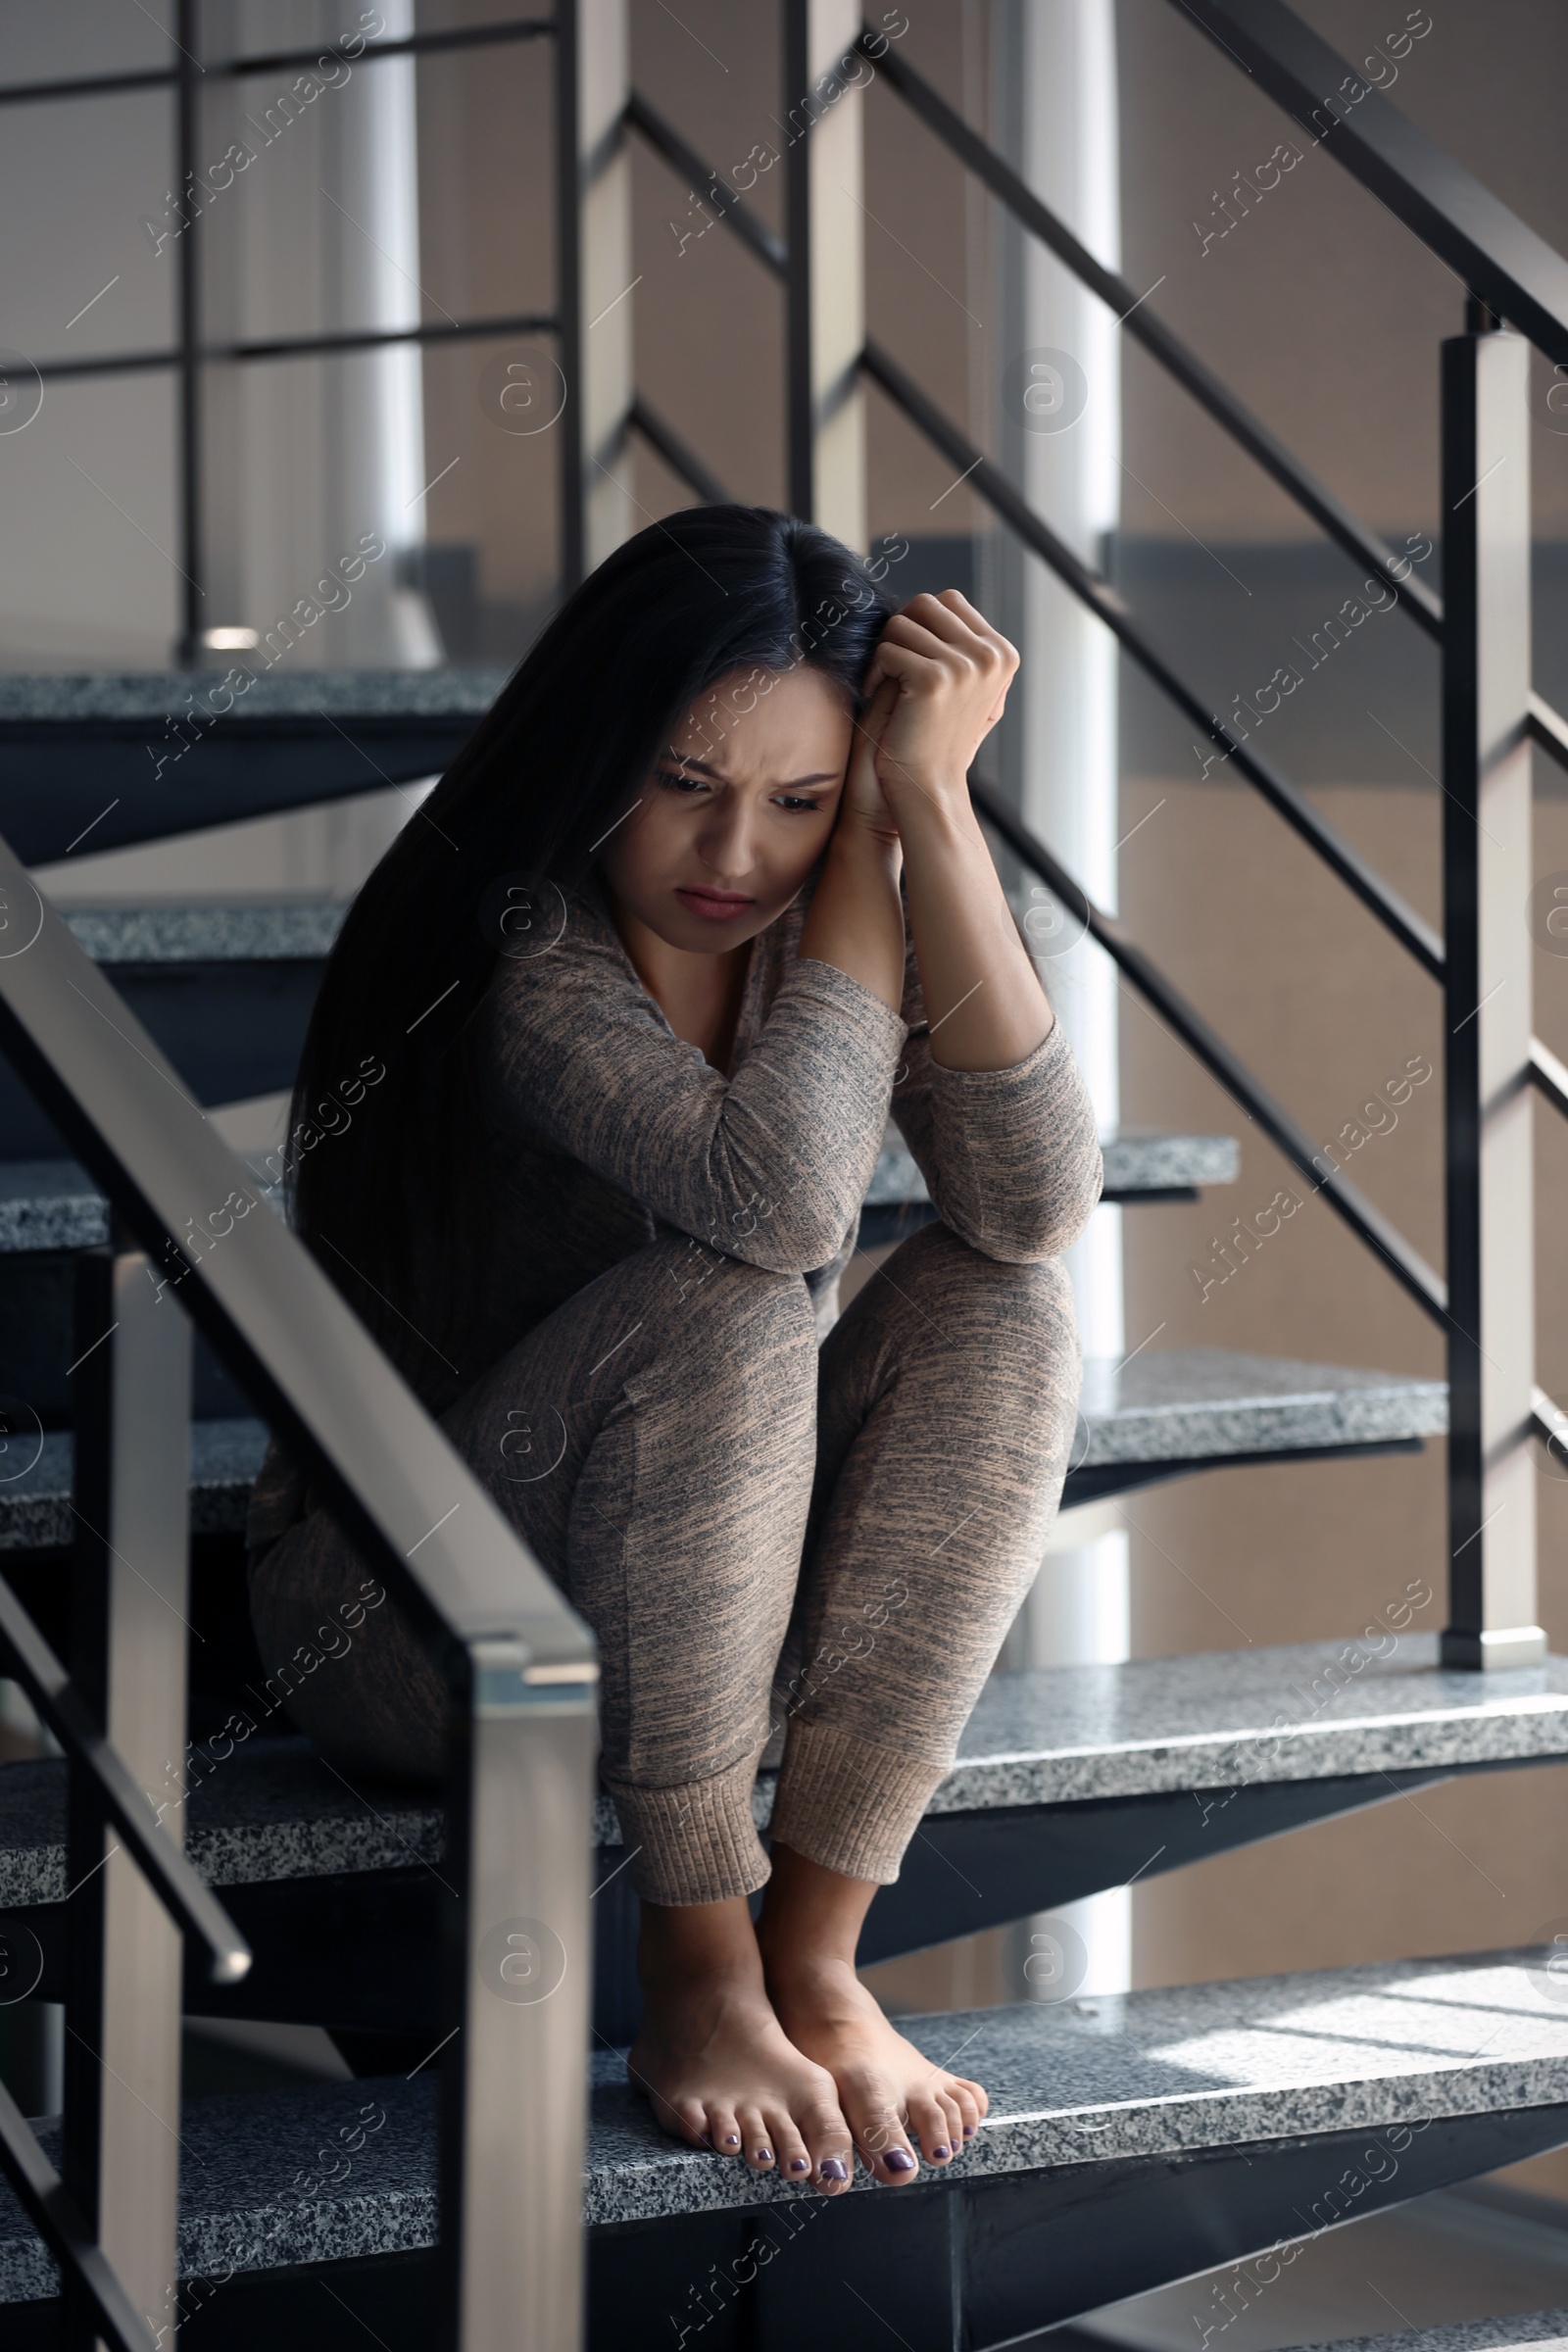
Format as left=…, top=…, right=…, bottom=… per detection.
left=662, top=754, right=841, bottom=790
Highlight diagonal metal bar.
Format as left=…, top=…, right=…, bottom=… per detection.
left=626, top=56, right=1568, bottom=783
left=864, top=337, right=1446, bottom=980
left=0, top=1572, right=250, bottom=1984
left=858, top=26, right=1443, bottom=645
left=971, top=780, right=1447, bottom=1326
left=1172, top=0, right=1568, bottom=370
left=214, top=16, right=556, bottom=77
left=1532, top=1385, right=1568, bottom=1464
left=623, top=93, right=787, bottom=276
left=1529, top=691, right=1568, bottom=780
left=1530, top=1036, right=1568, bottom=1123
left=629, top=396, right=736, bottom=506
left=30, top=313, right=560, bottom=389
left=0, top=2082, right=157, bottom=2352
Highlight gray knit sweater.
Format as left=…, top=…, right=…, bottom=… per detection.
left=246, top=876, right=1102, bottom=1556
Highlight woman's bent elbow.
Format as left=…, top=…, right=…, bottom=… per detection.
left=710, top=1205, right=857, bottom=1277
left=957, top=1159, right=1103, bottom=1265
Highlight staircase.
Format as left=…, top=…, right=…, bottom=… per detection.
left=2, top=3, right=1568, bottom=2349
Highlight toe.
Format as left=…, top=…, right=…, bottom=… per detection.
left=841, top=2081, right=918, bottom=2183
left=863, top=2104, right=920, bottom=2183
left=706, top=2104, right=744, bottom=2158
left=908, top=2086, right=955, bottom=2165
left=663, top=2096, right=711, bottom=2148
left=936, top=2086, right=965, bottom=2158
left=949, top=2079, right=983, bottom=2143
left=737, top=2105, right=775, bottom=2171
left=799, top=2092, right=856, bottom=2194
left=956, top=2074, right=989, bottom=2125
left=767, top=2108, right=812, bottom=2181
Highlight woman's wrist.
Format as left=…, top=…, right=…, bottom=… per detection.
left=822, top=818, right=903, bottom=887
left=800, top=825, right=906, bottom=1014
left=887, top=776, right=987, bottom=860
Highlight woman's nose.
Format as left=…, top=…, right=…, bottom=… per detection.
left=694, top=795, right=756, bottom=879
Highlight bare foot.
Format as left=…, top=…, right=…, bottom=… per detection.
left=627, top=1896, right=858, bottom=2194
left=756, top=1841, right=989, bottom=2185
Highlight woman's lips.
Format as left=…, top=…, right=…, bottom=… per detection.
left=675, top=886, right=755, bottom=922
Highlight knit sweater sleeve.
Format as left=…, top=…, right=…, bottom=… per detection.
left=891, top=925, right=1102, bottom=1263
left=477, top=906, right=907, bottom=1276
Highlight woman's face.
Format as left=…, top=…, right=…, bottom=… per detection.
left=599, top=663, right=854, bottom=953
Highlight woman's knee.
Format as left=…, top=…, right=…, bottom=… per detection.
left=659, top=1248, right=818, bottom=1405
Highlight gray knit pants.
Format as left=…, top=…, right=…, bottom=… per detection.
left=248, top=1221, right=1080, bottom=1905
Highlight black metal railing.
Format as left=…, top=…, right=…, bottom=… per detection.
left=0, top=846, right=597, bottom=2342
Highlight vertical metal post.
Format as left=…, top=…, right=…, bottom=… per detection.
left=1440, top=324, right=1544, bottom=1668
left=557, top=0, right=631, bottom=588
left=63, top=1250, right=113, bottom=2352
left=555, top=0, right=585, bottom=593
left=782, top=0, right=866, bottom=545
left=443, top=1646, right=598, bottom=2352
left=175, top=0, right=203, bottom=664
left=64, top=1250, right=193, bottom=2347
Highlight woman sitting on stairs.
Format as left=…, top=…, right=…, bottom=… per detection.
left=244, top=504, right=1102, bottom=2194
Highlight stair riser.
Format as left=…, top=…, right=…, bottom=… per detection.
left=0, top=963, right=322, bottom=1160
left=0, top=717, right=477, bottom=867
left=0, top=1253, right=251, bottom=1423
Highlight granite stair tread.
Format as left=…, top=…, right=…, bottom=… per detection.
left=0, top=1416, right=268, bottom=1551
left=0, top=1350, right=1446, bottom=1550
left=0, top=671, right=509, bottom=867
left=4, top=1946, right=1568, bottom=2296
left=58, top=902, right=346, bottom=964
left=1, top=1120, right=1241, bottom=1261
left=1287, top=2322, right=1568, bottom=2352
left=1, top=1639, right=1564, bottom=1901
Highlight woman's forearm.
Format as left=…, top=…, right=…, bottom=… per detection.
left=797, top=831, right=906, bottom=1014
left=899, top=793, right=1054, bottom=1071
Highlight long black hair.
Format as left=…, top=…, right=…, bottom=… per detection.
left=284, top=504, right=894, bottom=1408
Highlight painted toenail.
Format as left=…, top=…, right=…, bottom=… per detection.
left=790, top=2157, right=809, bottom=2172
left=819, top=2158, right=848, bottom=2180
left=931, top=2143, right=950, bottom=2159
left=723, top=2134, right=740, bottom=2146
left=963, top=2125, right=975, bottom=2138
left=884, top=2148, right=915, bottom=2172
left=757, top=2148, right=772, bottom=2163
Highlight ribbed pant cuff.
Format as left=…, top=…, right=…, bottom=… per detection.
left=607, top=1749, right=770, bottom=1906
left=769, top=1722, right=948, bottom=1886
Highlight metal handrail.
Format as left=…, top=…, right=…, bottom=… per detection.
left=0, top=854, right=591, bottom=1661
left=970, top=782, right=1447, bottom=1327
left=861, top=338, right=1445, bottom=979
left=1175, top=0, right=1568, bottom=369
left=858, top=24, right=1568, bottom=790
left=858, top=26, right=1445, bottom=645
left=0, top=835, right=597, bottom=2344
left=621, top=91, right=1446, bottom=981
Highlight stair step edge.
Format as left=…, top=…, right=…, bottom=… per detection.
left=2, top=1641, right=1567, bottom=1900
left=2, top=1948, right=1566, bottom=2287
